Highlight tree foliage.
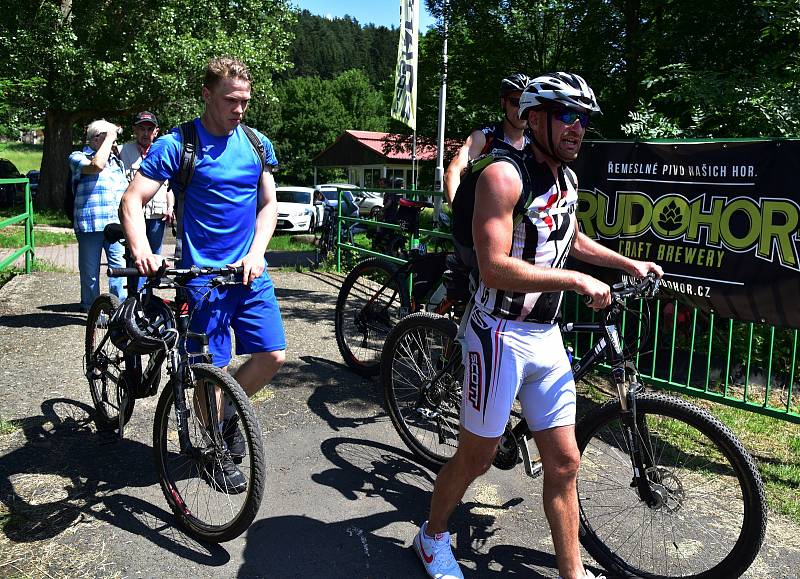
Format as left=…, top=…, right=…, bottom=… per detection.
left=286, top=11, right=398, bottom=88
left=0, top=0, right=295, bottom=207
left=421, top=0, right=800, bottom=140
left=250, top=69, right=388, bottom=185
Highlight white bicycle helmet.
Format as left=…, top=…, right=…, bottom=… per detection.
left=518, top=72, right=601, bottom=118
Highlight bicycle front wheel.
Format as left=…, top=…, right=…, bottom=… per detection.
left=153, top=364, right=266, bottom=543
left=576, top=392, right=767, bottom=579
left=335, top=257, right=410, bottom=376
left=382, top=312, right=462, bottom=469
left=85, top=294, right=136, bottom=430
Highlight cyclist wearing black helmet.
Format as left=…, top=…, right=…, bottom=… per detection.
left=443, top=72, right=530, bottom=204
left=413, top=73, right=663, bottom=579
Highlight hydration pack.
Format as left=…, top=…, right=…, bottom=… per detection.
left=451, top=142, right=535, bottom=266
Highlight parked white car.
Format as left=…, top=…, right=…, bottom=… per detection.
left=356, top=190, right=384, bottom=217
left=315, top=183, right=360, bottom=218
left=275, top=186, right=321, bottom=233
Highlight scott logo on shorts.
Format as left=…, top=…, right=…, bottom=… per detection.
left=467, top=352, right=482, bottom=410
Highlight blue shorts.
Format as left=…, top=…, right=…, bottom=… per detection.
left=186, top=275, right=286, bottom=367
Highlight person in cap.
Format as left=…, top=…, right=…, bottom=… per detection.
left=120, top=112, right=174, bottom=257
left=68, top=119, right=128, bottom=311
left=443, top=72, right=531, bottom=204
left=412, top=72, right=663, bottom=579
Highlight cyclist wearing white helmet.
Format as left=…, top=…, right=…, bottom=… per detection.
left=443, top=72, right=531, bottom=204
left=413, top=72, right=663, bottom=579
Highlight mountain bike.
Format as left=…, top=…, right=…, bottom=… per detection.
left=315, top=203, right=356, bottom=265
left=335, top=249, right=469, bottom=377
left=381, top=274, right=767, bottom=579
left=83, top=226, right=266, bottom=543
left=334, top=197, right=463, bottom=377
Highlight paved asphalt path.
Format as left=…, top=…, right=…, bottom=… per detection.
left=1, top=270, right=798, bottom=578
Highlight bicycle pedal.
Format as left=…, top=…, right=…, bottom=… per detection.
left=518, top=437, right=543, bottom=479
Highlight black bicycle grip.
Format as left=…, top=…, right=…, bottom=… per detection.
left=107, top=267, right=141, bottom=277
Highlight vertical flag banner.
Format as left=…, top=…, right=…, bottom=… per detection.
left=391, top=0, right=419, bottom=130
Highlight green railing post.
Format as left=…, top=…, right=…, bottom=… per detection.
left=0, top=177, right=35, bottom=273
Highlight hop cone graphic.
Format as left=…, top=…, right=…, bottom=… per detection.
left=658, top=201, right=684, bottom=233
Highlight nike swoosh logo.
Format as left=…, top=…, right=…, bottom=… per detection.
left=419, top=538, right=434, bottom=564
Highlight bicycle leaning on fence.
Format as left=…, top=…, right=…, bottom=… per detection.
left=334, top=198, right=468, bottom=377
left=83, top=225, right=266, bottom=543
left=381, top=273, right=767, bottom=579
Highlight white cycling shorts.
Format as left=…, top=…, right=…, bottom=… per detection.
left=460, top=306, right=576, bottom=438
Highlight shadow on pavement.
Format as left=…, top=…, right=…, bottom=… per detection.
left=0, top=397, right=228, bottom=564
left=238, top=437, right=558, bottom=578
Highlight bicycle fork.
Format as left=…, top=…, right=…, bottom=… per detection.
left=612, top=365, right=661, bottom=508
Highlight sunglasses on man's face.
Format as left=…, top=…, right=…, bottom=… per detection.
left=507, top=97, right=521, bottom=107
left=553, top=109, right=589, bottom=128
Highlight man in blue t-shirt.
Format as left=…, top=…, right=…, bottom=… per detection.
left=119, top=56, right=285, bottom=493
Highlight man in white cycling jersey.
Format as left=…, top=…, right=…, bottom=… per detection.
left=443, top=73, right=531, bottom=205
left=413, top=72, right=663, bottom=579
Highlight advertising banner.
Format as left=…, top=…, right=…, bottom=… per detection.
left=391, top=0, right=418, bottom=130
left=571, top=140, right=800, bottom=329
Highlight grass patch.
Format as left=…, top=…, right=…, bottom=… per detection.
left=0, top=142, right=43, bottom=173
left=0, top=208, right=72, bottom=228
left=580, top=374, right=800, bottom=525
left=0, top=418, right=21, bottom=435
left=697, top=399, right=800, bottom=523
left=0, top=229, right=75, bottom=248
left=269, top=232, right=315, bottom=252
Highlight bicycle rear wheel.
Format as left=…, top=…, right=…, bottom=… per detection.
left=576, top=392, right=766, bottom=579
left=153, top=363, right=266, bottom=543
left=335, top=257, right=410, bottom=376
left=84, top=294, right=135, bottom=430
left=382, top=312, right=462, bottom=469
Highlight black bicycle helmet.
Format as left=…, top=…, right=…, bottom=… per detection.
left=499, top=73, right=531, bottom=96
left=108, top=296, right=177, bottom=355
left=518, top=72, right=601, bottom=118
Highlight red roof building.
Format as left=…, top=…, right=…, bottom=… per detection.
left=312, top=130, right=460, bottom=189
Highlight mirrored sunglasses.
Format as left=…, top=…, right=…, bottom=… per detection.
left=553, top=109, right=589, bottom=128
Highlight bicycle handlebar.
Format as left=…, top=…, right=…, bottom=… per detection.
left=108, top=265, right=245, bottom=281
left=611, top=272, right=660, bottom=301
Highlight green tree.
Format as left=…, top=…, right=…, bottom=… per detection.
left=0, top=0, right=295, bottom=208
left=251, top=69, right=388, bottom=185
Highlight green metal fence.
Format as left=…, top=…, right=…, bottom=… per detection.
left=0, top=178, right=35, bottom=273
left=327, top=185, right=800, bottom=423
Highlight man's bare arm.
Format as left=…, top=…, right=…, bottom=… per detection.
left=443, top=130, right=486, bottom=204
left=119, top=172, right=165, bottom=275
left=571, top=231, right=663, bottom=278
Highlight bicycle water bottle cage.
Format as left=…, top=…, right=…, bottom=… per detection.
left=108, top=296, right=178, bottom=355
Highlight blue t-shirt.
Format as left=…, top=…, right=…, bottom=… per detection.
left=139, top=118, right=278, bottom=287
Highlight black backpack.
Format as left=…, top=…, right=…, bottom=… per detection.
left=451, top=142, right=535, bottom=253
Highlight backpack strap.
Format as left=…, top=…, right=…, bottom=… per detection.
left=469, top=146, right=532, bottom=226
left=240, top=124, right=267, bottom=175
left=174, top=120, right=198, bottom=197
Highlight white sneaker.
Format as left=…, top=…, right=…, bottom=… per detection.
left=558, top=572, right=607, bottom=579
left=412, top=521, right=464, bottom=579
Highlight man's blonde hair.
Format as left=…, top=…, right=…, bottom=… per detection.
left=203, top=56, right=252, bottom=90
